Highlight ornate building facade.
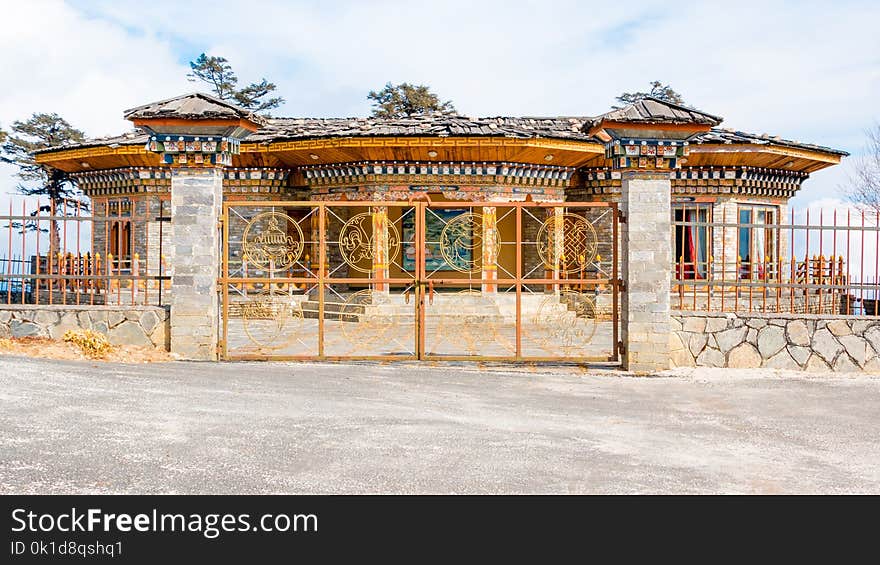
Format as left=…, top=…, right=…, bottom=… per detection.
left=33, top=93, right=846, bottom=368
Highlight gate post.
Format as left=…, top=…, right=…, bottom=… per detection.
left=168, top=168, right=224, bottom=360
left=620, top=171, right=671, bottom=372
left=589, top=98, right=722, bottom=371
left=124, top=92, right=266, bottom=360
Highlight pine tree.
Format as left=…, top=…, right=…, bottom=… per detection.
left=614, top=81, right=686, bottom=109
left=368, top=83, right=456, bottom=118
left=0, top=113, right=87, bottom=250
left=188, top=53, right=284, bottom=114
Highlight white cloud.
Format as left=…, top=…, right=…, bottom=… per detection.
left=0, top=0, right=191, bottom=137
left=1, top=0, right=878, bottom=211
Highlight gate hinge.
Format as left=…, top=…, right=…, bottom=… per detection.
left=617, top=278, right=626, bottom=292
left=617, top=209, right=627, bottom=223
left=216, top=341, right=225, bottom=355
left=617, top=341, right=626, bottom=355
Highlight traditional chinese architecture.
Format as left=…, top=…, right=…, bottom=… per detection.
left=30, top=92, right=848, bottom=370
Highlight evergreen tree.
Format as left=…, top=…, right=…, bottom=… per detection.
left=188, top=53, right=284, bottom=114
left=368, top=83, right=456, bottom=118
left=614, top=81, right=686, bottom=109
left=0, top=113, right=87, bottom=250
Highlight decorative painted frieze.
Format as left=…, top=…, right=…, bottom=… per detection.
left=72, top=166, right=292, bottom=196
left=72, top=167, right=172, bottom=195
left=309, top=184, right=565, bottom=202
left=301, top=161, right=576, bottom=189
left=146, top=135, right=241, bottom=166
left=577, top=166, right=808, bottom=199
left=605, top=140, right=689, bottom=170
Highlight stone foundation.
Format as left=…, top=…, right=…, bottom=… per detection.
left=671, top=311, right=880, bottom=371
left=0, top=305, right=169, bottom=350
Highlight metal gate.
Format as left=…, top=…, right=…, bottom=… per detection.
left=220, top=200, right=620, bottom=362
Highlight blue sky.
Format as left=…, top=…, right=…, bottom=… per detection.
left=1, top=0, right=879, bottom=207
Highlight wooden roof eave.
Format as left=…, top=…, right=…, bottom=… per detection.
left=687, top=143, right=843, bottom=173
left=37, top=136, right=840, bottom=175
left=34, top=135, right=608, bottom=172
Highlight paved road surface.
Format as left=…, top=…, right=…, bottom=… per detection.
left=1, top=357, right=878, bottom=494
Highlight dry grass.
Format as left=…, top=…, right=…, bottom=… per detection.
left=0, top=335, right=170, bottom=363
left=63, top=329, right=113, bottom=359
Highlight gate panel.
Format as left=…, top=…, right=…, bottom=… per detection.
left=321, top=203, right=418, bottom=359
left=419, top=201, right=619, bottom=362
left=420, top=203, right=518, bottom=359
left=222, top=202, right=321, bottom=359
left=221, top=200, right=619, bottom=362
left=221, top=201, right=419, bottom=360
left=516, top=203, right=618, bottom=361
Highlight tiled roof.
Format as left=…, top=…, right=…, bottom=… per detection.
left=247, top=115, right=592, bottom=143
left=34, top=104, right=847, bottom=158
left=694, top=128, right=849, bottom=156
left=123, top=92, right=266, bottom=125
left=588, top=96, right=723, bottom=127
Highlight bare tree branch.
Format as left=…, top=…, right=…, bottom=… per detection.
left=845, top=124, right=880, bottom=213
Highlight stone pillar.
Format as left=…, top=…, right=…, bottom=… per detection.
left=481, top=206, right=498, bottom=292
left=169, top=168, right=223, bottom=360
left=621, top=171, right=671, bottom=372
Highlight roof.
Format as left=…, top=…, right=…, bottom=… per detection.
left=589, top=96, right=723, bottom=127
left=694, top=128, right=849, bottom=156
left=33, top=103, right=847, bottom=158
left=123, top=92, right=266, bottom=125
left=247, top=115, right=592, bottom=143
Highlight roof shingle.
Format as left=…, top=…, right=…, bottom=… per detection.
left=123, top=92, right=266, bottom=125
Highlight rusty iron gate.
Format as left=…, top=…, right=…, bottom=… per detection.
left=220, top=200, right=620, bottom=362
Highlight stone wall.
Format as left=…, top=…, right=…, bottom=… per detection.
left=0, top=305, right=169, bottom=350
left=671, top=311, right=880, bottom=371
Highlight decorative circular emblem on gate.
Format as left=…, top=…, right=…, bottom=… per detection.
left=439, top=212, right=496, bottom=274
left=240, top=289, right=304, bottom=350
left=241, top=211, right=304, bottom=273
left=338, top=212, right=401, bottom=273
left=340, top=289, right=395, bottom=346
left=536, top=213, right=598, bottom=274
left=532, top=290, right=598, bottom=353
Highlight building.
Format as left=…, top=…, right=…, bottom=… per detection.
left=32, top=92, right=847, bottom=368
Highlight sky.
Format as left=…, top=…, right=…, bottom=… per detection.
left=1, top=0, right=879, bottom=209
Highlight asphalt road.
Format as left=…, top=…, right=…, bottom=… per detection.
left=1, top=357, right=878, bottom=494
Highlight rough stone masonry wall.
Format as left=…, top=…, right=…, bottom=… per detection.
left=0, top=305, right=169, bottom=350
left=671, top=311, right=880, bottom=372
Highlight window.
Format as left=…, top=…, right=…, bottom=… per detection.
left=106, top=198, right=132, bottom=265
left=673, top=204, right=710, bottom=279
left=109, top=222, right=131, bottom=259
left=738, top=205, right=778, bottom=280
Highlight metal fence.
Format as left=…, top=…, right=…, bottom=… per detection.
left=672, top=205, right=880, bottom=314
left=0, top=198, right=170, bottom=306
